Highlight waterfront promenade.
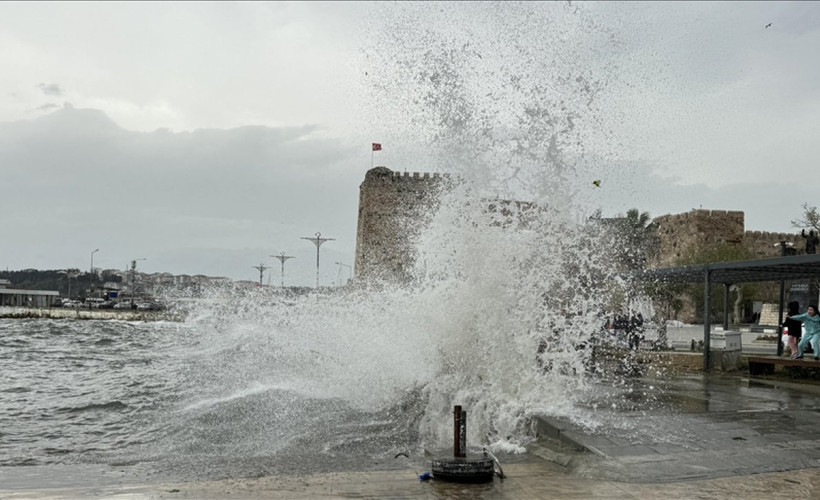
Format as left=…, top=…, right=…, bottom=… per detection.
left=0, top=463, right=816, bottom=499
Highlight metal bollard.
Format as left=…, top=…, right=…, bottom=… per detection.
left=453, top=405, right=462, bottom=457
left=453, top=405, right=466, bottom=458
left=459, top=409, right=466, bottom=458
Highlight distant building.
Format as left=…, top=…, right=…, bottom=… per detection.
left=0, top=279, right=59, bottom=307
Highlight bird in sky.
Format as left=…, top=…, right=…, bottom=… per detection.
left=765, top=23, right=772, bottom=29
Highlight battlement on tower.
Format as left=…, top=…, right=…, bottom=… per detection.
left=363, top=166, right=450, bottom=183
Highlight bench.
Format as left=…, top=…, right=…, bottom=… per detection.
left=748, top=356, right=820, bottom=376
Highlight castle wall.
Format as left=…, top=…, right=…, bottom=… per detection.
left=652, top=210, right=745, bottom=267
left=354, top=167, right=811, bottom=318
left=742, top=230, right=802, bottom=258
left=653, top=209, right=805, bottom=267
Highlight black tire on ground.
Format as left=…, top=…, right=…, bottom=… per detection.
left=431, top=456, right=495, bottom=483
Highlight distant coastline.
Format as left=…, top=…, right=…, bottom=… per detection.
left=0, top=306, right=184, bottom=322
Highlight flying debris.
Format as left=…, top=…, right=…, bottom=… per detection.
left=765, top=23, right=772, bottom=29
left=592, top=180, right=601, bottom=188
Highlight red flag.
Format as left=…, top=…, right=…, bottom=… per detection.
left=372, top=143, right=382, bottom=151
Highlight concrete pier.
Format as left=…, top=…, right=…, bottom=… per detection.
left=0, top=306, right=183, bottom=322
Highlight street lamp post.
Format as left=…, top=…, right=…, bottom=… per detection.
left=90, top=249, right=99, bottom=276
left=61, top=269, right=79, bottom=299
left=252, top=263, right=269, bottom=286
left=301, top=232, right=335, bottom=288
left=271, top=252, right=295, bottom=288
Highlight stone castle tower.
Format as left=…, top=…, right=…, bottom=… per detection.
left=354, top=166, right=449, bottom=283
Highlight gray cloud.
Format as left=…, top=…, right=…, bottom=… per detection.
left=36, top=83, right=63, bottom=96
left=0, top=107, right=362, bottom=283
left=34, top=103, right=59, bottom=112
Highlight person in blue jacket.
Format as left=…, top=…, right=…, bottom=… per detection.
left=789, top=304, right=820, bottom=360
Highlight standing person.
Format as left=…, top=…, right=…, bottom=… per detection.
left=782, top=301, right=801, bottom=359
left=629, top=311, right=644, bottom=350
left=789, top=304, right=820, bottom=360
left=802, top=229, right=819, bottom=254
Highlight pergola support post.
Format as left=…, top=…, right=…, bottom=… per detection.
left=723, top=283, right=730, bottom=331
left=704, top=267, right=712, bottom=372
left=777, top=280, right=785, bottom=357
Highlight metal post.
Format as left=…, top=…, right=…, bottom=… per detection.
left=90, top=248, right=99, bottom=276
left=272, top=253, right=295, bottom=288
left=777, top=280, right=786, bottom=357
left=777, top=241, right=788, bottom=357
left=459, top=409, right=467, bottom=458
left=453, top=405, right=462, bottom=458
left=722, top=283, right=730, bottom=331
left=703, top=267, right=711, bottom=372
left=252, top=264, right=269, bottom=286
left=301, top=232, right=335, bottom=288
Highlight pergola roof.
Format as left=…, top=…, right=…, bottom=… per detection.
left=633, top=253, right=820, bottom=284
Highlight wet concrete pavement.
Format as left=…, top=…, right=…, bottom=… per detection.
left=1, top=460, right=817, bottom=499
left=534, top=374, right=820, bottom=484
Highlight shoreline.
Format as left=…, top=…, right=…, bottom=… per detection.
left=0, top=306, right=184, bottom=322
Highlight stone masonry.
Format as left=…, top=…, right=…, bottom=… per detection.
left=651, top=209, right=802, bottom=267
left=355, top=167, right=806, bottom=292
left=354, top=167, right=449, bottom=283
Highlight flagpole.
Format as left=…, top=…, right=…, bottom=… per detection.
left=371, top=148, right=374, bottom=169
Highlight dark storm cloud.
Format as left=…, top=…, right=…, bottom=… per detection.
left=36, top=83, right=63, bottom=96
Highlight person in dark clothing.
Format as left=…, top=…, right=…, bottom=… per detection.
left=628, top=311, right=644, bottom=350
left=802, top=229, right=819, bottom=254
left=783, top=301, right=802, bottom=358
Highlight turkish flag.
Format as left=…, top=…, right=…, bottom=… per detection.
left=372, top=143, right=382, bottom=151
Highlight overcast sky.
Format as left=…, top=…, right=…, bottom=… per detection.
left=2, top=2, right=819, bottom=284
